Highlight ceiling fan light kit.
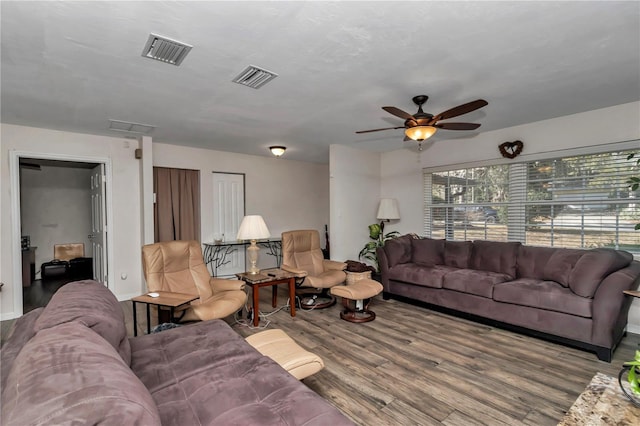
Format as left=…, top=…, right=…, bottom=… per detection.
left=405, top=125, right=437, bottom=141
left=357, top=95, right=488, bottom=149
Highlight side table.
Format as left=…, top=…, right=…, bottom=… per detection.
left=131, top=291, right=199, bottom=336
left=236, top=268, right=296, bottom=327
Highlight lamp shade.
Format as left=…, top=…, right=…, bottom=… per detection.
left=236, top=215, right=271, bottom=240
left=377, top=198, right=400, bottom=220
left=404, top=126, right=437, bottom=141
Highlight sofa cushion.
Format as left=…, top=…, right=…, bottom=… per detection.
left=383, top=234, right=413, bottom=267
left=0, top=307, right=43, bottom=391
left=471, top=240, right=520, bottom=278
left=129, top=320, right=351, bottom=425
left=493, top=279, right=593, bottom=318
left=388, top=264, right=457, bottom=288
left=1, top=322, right=161, bottom=426
left=443, top=240, right=473, bottom=268
left=34, top=280, right=131, bottom=365
left=411, top=238, right=445, bottom=266
left=442, top=269, right=512, bottom=298
left=516, top=245, right=556, bottom=280
left=569, top=248, right=633, bottom=298
left=543, top=249, right=584, bottom=287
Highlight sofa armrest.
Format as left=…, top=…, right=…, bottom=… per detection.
left=377, top=247, right=390, bottom=291
left=591, top=261, right=640, bottom=348
left=281, top=264, right=308, bottom=278
left=323, top=260, right=347, bottom=271
left=211, top=278, right=246, bottom=292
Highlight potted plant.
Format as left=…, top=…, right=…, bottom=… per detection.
left=618, top=350, right=640, bottom=407
left=358, top=223, right=399, bottom=272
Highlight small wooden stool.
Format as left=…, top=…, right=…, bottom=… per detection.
left=245, top=329, right=324, bottom=380
left=330, top=279, right=383, bottom=323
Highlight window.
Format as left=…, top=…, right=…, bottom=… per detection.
left=424, top=147, right=640, bottom=256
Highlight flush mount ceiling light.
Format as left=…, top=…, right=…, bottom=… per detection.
left=269, top=146, right=286, bottom=157
left=108, top=119, right=155, bottom=135
left=141, top=33, right=193, bottom=66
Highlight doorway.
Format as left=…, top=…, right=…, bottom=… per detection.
left=10, top=152, right=112, bottom=316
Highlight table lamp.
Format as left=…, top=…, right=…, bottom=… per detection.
left=376, top=198, right=400, bottom=234
left=236, top=215, right=271, bottom=274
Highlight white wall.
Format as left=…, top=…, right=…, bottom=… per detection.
left=20, top=165, right=92, bottom=278
left=1, top=124, right=143, bottom=319
left=378, top=101, right=640, bottom=332
left=152, top=142, right=329, bottom=266
left=380, top=149, right=424, bottom=235
left=329, top=144, right=381, bottom=263
left=421, top=101, right=640, bottom=169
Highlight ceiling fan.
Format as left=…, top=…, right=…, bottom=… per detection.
left=356, top=95, right=488, bottom=150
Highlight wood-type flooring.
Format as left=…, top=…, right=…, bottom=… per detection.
left=121, top=287, right=639, bottom=426
left=4, top=285, right=639, bottom=425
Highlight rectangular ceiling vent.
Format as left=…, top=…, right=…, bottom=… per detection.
left=108, top=119, right=155, bottom=135
left=141, top=33, right=192, bottom=66
left=232, top=65, right=278, bottom=89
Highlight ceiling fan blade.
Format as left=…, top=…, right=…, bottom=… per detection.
left=355, top=126, right=405, bottom=134
left=382, top=106, right=415, bottom=120
left=435, top=122, right=481, bottom=130
left=432, top=99, right=488, bottom=122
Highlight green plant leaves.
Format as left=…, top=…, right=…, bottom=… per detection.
left=623, top=350, right=640, bottom=395
left=368, top=223, right=382, bottom=240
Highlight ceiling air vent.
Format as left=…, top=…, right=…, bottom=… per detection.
left=141, top=33, right=192, bottom=66
left=232, top=65, right=278, bottom=89
left=108, top=119, right=155, bottom=135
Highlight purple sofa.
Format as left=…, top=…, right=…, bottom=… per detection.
left=378, top=235, right=640, bottom=361
left=1, top=281, right=353, bottom=425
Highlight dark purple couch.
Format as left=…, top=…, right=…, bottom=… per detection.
left=1, top=281, right=353, bottom=425
left=378, top=235, right=640, bottom=361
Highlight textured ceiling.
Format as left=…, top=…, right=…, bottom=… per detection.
left=1, top=1, right=639, bottom=163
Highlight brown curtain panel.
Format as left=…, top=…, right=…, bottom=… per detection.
left=153, top=167, right=201, bottom=242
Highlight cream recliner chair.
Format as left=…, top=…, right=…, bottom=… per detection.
left=281, top=230, right=346, bottom=309
left=142, top=240, right=247, bottom=322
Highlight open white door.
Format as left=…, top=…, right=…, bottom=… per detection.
left=212, top=172, right=245, bottom=276
left=90, top=164, right=107, bottom=283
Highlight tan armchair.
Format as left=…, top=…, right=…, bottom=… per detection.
left=142, top=240, right=247, bottom=322
left=281, top=230, right=346, bottom=309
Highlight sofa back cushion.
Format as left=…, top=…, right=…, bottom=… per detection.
left=543, top=249, right=585, bottom=287
left=0, top=307, right=43, bottom=391
left=517, top=245, right=556, bottom=280
left=516, top=245, right=584, bottom=287
left=411, top=238, right=445, bottom=266
left=443, top=240, right=473, bottom=269
left=383, top=234, right=413, bottom=267
left=1, top=322, right=161, bottom=425
left=470, top=240, right=520, bottom=277
left=569, top=248, right=633, bottom=297
left=34, top=280, right=131, bottom=365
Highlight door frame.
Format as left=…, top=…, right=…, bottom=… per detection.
left=9, top=150, right=114, bottom=318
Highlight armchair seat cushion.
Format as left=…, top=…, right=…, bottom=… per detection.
left=303, top=269, right=346, bottom=289
left=182, top=290, right=247, bottom=322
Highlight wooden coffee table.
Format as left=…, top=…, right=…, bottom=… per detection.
left=131, top=291, right=199, bottom=336
left=236, top=268, right=296, bottom=326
